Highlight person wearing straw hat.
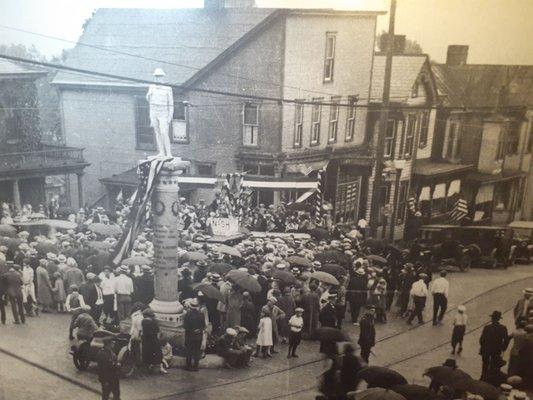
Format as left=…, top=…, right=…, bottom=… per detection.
left=146, top=67, right=173, bottom=158
left=451, top=304, right=468, bottom=355
left=514, top=288, right=533, bottom=325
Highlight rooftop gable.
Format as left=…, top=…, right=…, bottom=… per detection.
left=432, top=63, right=533, bottom=108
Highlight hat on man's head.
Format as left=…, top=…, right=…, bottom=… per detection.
left=196, top=260, right=208, bottom=268
left=57, top=254, right=67, bottom=263
left=490, top=310, right=502, bottom=320
left=86, top=272, right=96, bottom=280
left=46, top=252, right=57, bottom=261
left=226, top=328, right=237, bottom=337
left=153, top=68, right=165, bottom=77
left=295, top=307, right=304, bottom=313
left=458, top=305, right=466, bottom=312
left=442, top=358, right=457, bottom=369
left=211, top=273, right=221, bottom=282
left=267, top=296, right=277, bottom=304
left=523, top=288, right=533, bottom=295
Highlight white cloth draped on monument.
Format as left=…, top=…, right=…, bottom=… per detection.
left=111, top=157, right=173, bottom=266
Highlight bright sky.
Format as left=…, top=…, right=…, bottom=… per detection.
left=0, top=0, right=532, bottom=65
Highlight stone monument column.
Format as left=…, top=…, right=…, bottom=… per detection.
left=149, top=158, right=189, bottom=328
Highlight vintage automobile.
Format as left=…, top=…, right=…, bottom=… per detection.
left=71, top=331, right=135, bottom=377
left=417, top=225, right=471, bottom=271
left=508, top=220, right=533, bottom=264
left=453, top=226, right=514, bottom=269
left=417, top=225, right=514, bottom=270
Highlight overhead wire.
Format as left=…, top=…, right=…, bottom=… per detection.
left=0, top=23, right=348, bottom=98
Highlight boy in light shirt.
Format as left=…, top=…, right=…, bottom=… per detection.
left=451, top=304, right=468, bottom=355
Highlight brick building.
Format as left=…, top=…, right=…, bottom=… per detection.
left=428, top=45, right=533, bottom=225
left=53, top=2, right=384, bottom=220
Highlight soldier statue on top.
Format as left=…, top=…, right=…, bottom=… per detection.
left=146, top=68, right=173, bottom=158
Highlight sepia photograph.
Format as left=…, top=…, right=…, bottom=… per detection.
left=0, top=0, right=532, bottom=399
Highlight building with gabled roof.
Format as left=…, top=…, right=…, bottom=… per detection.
left=424, top=45, right=533, bottom=225
left=53, top=1, right=385, bottom=223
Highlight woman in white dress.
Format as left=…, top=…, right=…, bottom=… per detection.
left=254, top=310, right=273, bottom=358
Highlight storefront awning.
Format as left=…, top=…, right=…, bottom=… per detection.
left=242, top=176, right=318, bottom=190
left=466, top=170, right=526, bottom=185
left=285, top=160, right=329, bottom=176
left=414, top=160, right=475, bottom=180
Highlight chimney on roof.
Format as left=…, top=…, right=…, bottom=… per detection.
left=446, top=45, right=469, bottom=66
left=380, top=34, right=406, bottom=55
left=204, top=0, right=256, bottom=8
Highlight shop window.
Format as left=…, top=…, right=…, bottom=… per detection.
left=196, top=162, right=215, bottom=176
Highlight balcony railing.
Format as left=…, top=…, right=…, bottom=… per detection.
left=0, top=145, right=86, bottom=173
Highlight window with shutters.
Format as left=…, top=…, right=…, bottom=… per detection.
left=328, top=98, right=340, bottom=143
left=134, top=95, right=155, bottom=150
left=294, top=102, right=304, bottom=147
left=310, top=99, right=322, bottom=145
left=345, top=96, right=357, bottom=142
left=243, top=102, right=259, bottom=146
left=323, top=33, right=336, bottom=82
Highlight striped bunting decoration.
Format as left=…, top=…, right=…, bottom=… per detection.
left=315, top=167, right=325, bottom=225
left=450, top=198, right=468, bottom=222
left=111, top=157, right=172, bottom=266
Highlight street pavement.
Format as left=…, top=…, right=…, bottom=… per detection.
left=0, top=264, right=532, bottom=400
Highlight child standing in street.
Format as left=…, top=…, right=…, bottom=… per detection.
left=52, top=272, right=66, bottom=312
left=451, top=305, right=467, bottom=354
left=254, top=310, right=273, bottom=358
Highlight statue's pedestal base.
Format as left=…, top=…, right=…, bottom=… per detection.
left=168, top=354, right=226, bottom=369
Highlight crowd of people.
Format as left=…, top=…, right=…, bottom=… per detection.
left=1, top=198, right=532, bottom=400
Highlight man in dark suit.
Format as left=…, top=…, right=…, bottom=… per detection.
left=479, top=310, right=510, bottom=382
left=4, top=263, right=25, bottom=324
left=96, top=334, right=121, bottom=400
left=134, top=266, right=154, bottom=305
left=183, top=299, right=206, bottom=371
left=347, top=267, right=368, bottom=324
left=0, top=259, right=9, bottom=324
left=319, top=293, right=337, bottom=328
left=358, top=306, right=376, bottom=363
left=80, top=273, right=103, bottom=324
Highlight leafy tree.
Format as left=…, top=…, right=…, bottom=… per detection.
left=376, top=31, right=424, bottom=55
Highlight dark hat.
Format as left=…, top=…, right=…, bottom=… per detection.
left=442, top=358, right=457, bottom=368
left=490, top=310, right=502, bottom=320
left=142, top=308, right=155, bottom=317
left=196, top=260, right=208, bottom=268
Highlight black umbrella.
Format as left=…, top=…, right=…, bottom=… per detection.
left=363, top=238, right=386, bottom=253
left=0, top=224, right=17, bottom=237
left=391, top=384, right=436, bottom=400
left=191, top=282, right=224, bottom=302
left=316, top=251, right=350, bottom=266
left=208, top=262, right=234, bottom=275
left=308, top=228, right=330, bottom=240
left=286, top=255, right=312, bottom=268
left=451, top=380, right=499, bottom=400
left=357, top=367, right=408, bottom=389
left=271, top=270, right=298, bottom=285
left=320, top=263, right=346, bottom=278
left=424, top=366, right=471, bottom=387
left=286, top=203, right=314, bottom=212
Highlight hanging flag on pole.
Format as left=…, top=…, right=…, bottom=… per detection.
left=111, top=157, right=172, bottom=266
left=116, top=189, right=123, bottom=203
left=314, top=163, right=328, bottom=225
left=450, top=198, right=468, bottom=222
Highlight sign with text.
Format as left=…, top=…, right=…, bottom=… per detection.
left=209, top=217, right=240, bottom=236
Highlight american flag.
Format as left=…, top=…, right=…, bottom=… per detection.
left=450, top=198, right=468, bottom=222
left=111, top=157, right=172, bottom=265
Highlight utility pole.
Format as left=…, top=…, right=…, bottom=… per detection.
left=369, top=0, right=397, bottom=238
